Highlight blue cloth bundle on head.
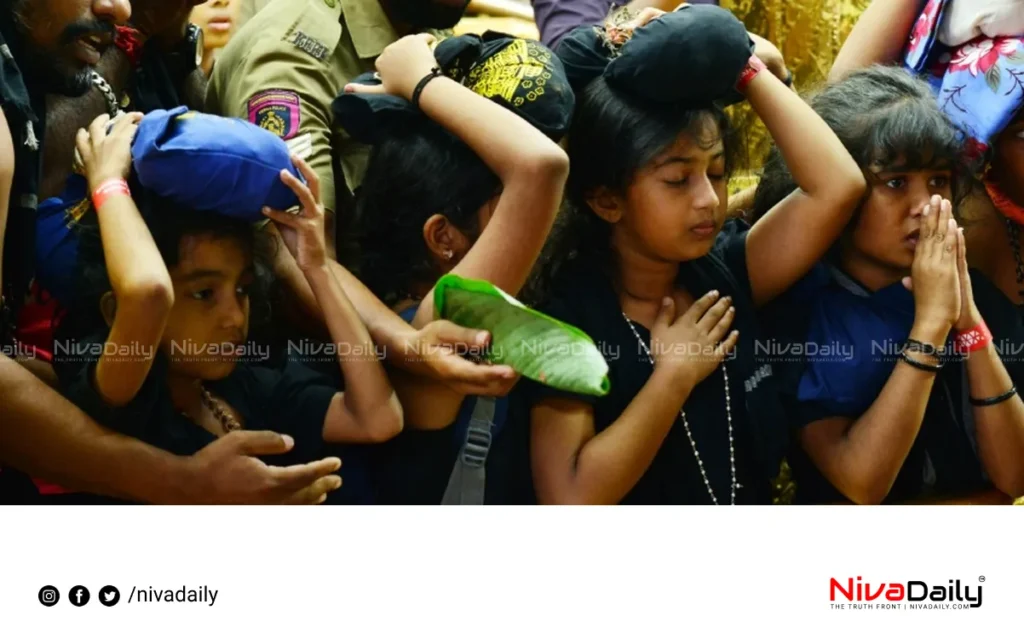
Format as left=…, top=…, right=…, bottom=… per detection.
left=131, top=106, right=303, bottom=222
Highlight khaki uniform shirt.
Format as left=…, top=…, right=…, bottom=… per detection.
left=206, top=0, right=400, bottom=215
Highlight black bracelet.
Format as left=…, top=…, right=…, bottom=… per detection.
left=903, top=338, right=944, bottom=360
left=969, top=385, right=1018, bottom=407
left=411, top=67, right=443, bottom=109
left=782, top=69, right=794, bottom=87
left=899, top=350, right=943, bottom=372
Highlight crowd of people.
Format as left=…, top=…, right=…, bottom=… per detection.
left=1, top=0, right=1023, bottom=506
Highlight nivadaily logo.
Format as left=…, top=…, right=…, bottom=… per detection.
left=829, top=576, right=984, bottom=610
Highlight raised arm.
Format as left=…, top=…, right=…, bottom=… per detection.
left=344, top=34, right=567, bottom=430
left=77, top=113, right=174, bottom=407
left=264, top=156, right=403, bottom=444
left=799, top=201, right=961, bottom=504
left=742, top=55, right=866, bottom=307
left=346, top=35, right=568, bottom=325
left=829, top=0, right=922, bottom=81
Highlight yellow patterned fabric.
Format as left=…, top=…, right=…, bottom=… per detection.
left=722, top=0, right=872, bottom=191
left=458, top=39, right=554, bottom=108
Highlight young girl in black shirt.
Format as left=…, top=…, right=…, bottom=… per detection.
left=54, top=113, right=402, bottom=477
left=526, top=6, right=866, bottom=504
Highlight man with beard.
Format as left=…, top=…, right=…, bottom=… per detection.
left=0, top=0, right=342, bottom=504
left=205, top=0, right=471, bottom=250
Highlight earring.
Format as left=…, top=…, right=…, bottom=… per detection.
left=443, top=249, right=453, bottom=261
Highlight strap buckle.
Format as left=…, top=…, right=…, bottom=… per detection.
left=461, top=423, right=492, bottom=469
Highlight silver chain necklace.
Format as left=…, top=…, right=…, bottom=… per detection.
left=622, top=313, right=738, bottom=505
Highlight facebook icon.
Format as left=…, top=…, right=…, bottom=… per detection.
left=69, top=585, right=90, bottom=607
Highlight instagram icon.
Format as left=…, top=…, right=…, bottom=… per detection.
left=38, top=586, right=60, bottom=607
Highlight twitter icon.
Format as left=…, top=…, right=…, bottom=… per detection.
left=99, top=585, right=120, bottom=607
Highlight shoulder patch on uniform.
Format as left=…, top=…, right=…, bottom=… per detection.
left=290, top=31, right=329, bottom=61
left=247, top=90, right=301, bottom=140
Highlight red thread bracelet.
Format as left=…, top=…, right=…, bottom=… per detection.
left=736, top=55, right=767, bottom=92
left=955, top=320, right=992, bottom=354
left=91, top=178, right=131, bottom=210
left=114, top=26, right=145, bottom=68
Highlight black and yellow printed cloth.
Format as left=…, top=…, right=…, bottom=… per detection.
left=332, top=31, right=575, bottom=144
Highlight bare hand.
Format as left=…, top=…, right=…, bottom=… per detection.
left=749, top=32, right=790, bottom=84
left=390, top=320, right=520, bottom=397
left=954, top=225, right=983, bottom=331
left=262, top=155, right=327, bottom=273
left=650, top=290, right=739, bottom=387
left=183, top=431, right=342, bottom=505
left=905, top=196, right=961, bottom=329
left=76, top=112, right=143, bottom=191
left=343, top=34, right=438, bottom=101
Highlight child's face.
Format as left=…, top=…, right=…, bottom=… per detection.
left=612, top=120, right=729, bottom=264
left=161, top=233, right=254, bottom=381
left=850, top=163, right=953, bottom=271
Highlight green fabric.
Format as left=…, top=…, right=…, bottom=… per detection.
left=434, top=274, right=610, bottom=396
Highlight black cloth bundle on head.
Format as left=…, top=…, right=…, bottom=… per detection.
left=332, top=32, right=575, bottom=144
left=555, top=4, right=753, bottom=107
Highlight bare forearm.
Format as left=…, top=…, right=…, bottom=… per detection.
left=965, top=345, right=1024, bottom=496
left=746, top=71, right=864, bottom=204
left=95, top=197, right=172, bottom=297
left=561, top=370, right=693, bottom=504
left=269, top=229, right=414, bottom=351
left=305, top=265, right=396, bottom=416
left=814, top=322, right=948, bottom=503
left=830, top=0, right=921, bottom=81
left=0, top=355, right=191, bottom=503
left=417, top=77, right=567, bottom=184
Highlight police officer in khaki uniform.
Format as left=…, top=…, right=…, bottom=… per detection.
left=206, top=0, right=469, bottom=246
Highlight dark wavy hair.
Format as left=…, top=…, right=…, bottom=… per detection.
left=751, top=65, right=973, bottom=223
left=353, top=120, right=502, bottom=307
left=524, top=76, right=740, bottom=304
left=56, top=192, right=274, bottom=357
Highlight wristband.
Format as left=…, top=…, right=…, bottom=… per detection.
left=91, top=178, right=131, bottom=210
left=899, top=350, right=943, bottom=373
left=735, top=55, right=767, bottom=92
left=969, top=385, right=1018, bottom=407
left=114, top=26, right=145, bottom=68
left=411, top=67, right=443, bottom=109
left=955, top=320, right=992, bottom=354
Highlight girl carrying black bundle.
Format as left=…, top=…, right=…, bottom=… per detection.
left=334, top=32, right=573, bottom=503
left=527, top=5, right=866, bottom=504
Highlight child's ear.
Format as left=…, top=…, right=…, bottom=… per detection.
left=99, top=292, right=117, bottom=328
left=585, top=186, right=625, bottom=224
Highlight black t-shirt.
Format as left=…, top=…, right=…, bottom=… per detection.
left=371, top=305, right=536, bottom=505
left=56, top=340, right=337, bottom=467
left=763, top=264, right=1024, bottom=504
left=525, top=221, right=783, bottom=504
left=372, top=391, right=536, bottom=505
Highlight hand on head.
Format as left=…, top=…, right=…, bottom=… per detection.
left=343, top=34, right=439, bottom=101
